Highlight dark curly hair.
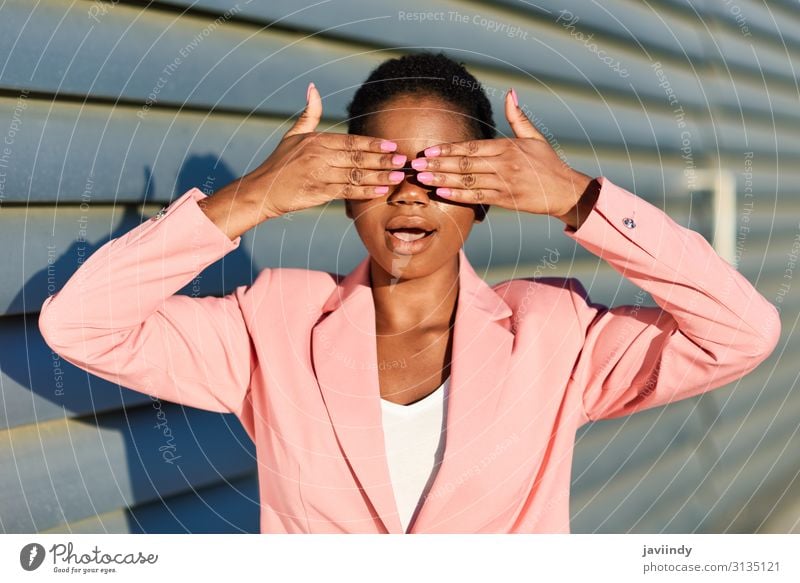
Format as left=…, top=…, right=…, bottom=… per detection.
left=347, top=51, right=496, bottom=140
left=346, top=51, right=495, bottom=219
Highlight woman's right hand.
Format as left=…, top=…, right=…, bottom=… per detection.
left=240, top=82, right=407, bottom=219
left=198, top=83, right=407, bottom=239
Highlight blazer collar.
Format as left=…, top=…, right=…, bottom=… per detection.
left=319, top=248, right=511, bottom=320
left=311, top=248, right=514, bottom=533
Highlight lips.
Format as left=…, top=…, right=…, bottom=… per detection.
left=384, top=215, right=438, bottom=255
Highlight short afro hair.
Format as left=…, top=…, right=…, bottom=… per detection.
left=346, top=51, right=496, bottom=141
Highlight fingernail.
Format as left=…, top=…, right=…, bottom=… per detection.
left=381, top=141, right=398, bottom=152
left=437, top=188, right=453, bottom=197
left=417, top=172, right=434, bottom=183
left=374, top=185, right=389, bottom=195
left=411, top=158, right=427, bottom=171
left=510, top=87, right=518, bottom=107
left=423, top=146, right=441, bottom=157
left=306, top=81, right=315, bottom=103
left=389, top=171, right=405, bottom=182
left=391, top=154, right=406, bottom=166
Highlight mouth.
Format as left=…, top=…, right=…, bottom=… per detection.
left=384, top=226, right=438, bottom=255
left=386, top=227, right=437, bottom=242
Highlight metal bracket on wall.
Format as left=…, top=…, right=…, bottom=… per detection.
left=689, top=169, right=737, bottom=266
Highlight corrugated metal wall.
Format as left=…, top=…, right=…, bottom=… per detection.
left=1, top=0, right=797, bottom=533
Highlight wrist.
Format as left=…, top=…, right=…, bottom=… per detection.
left=554, top=172, right=599, bottom=231
left=198, top=178, right=273, bottom=240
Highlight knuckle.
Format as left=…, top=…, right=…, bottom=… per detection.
left=348, top=167, right=364, bottom=185
left=345, top=133, right=356, bottom=151
left=341, top=183, right=353, bottom=198
left=428, top=157, right=441, bottom=171
left=459, top=156, right=471, bottom=172
left=466, top=140, right=479, bottom=154
left=474, top=189, right=484, bottom=201
left=350, top=149, right=364, bottom=166
left=461, top=173, right=476, bottom=188
left=380, top=153, right=393, bottom=167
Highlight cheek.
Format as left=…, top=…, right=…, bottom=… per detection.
left=348, top=201, right=384, bottom=241
left=437, top=205, right=477, bottom=243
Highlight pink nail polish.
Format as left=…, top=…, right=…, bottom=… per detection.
left=381, top=141, right=398, bottom=152
left=417, top=172, right=434, bottom=183
left=510, top=87, right=518, bottom=107
left=437, top=188, right=453, bottom=197
left=391, top=154, right=406, bottom=166
left=307, top=81, right=315, bottom=102
left=374, top=185, right=389, bottom=195
left=389, top=171, right=405, bottom=182
left=423, top=146, right=441, bottom=157
left=411, top=158, right=427, bottom=171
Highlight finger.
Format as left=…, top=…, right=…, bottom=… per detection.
left=505, top=88, right=546, bottom=141
left=313, top=132, right=398, bottom=154
left=415, top=170, right=503, bottom=191
left=422, top=139, right=504, bottom=158
left=324, top=182, right=397, bottom=201
left=433, top=187, right=503, bottom=205
left=409, top=154, right=499, bottom=174
left=285, top=81, right=323, bottom=138
left=327, top=151, right=407, bottom=171
left=324, top=167, right=407, bottom=187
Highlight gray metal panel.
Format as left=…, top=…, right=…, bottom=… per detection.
left=658, top=0, right=800, bottom=46
left=0, top=97, right=280, bottom=204
left=0, top=0, right=709, bottom=110
left=0, top=0, right=375, bottom=116
left=43, top=473, right=259, bottom=533
left=156, top=0, right=703, bottom=60
left=485, top=0, right=707, bottom=59
left=0, top=404, right=255, bottom=533
left=0, top=315, right=153, bottom=431
left=709, top=24, right=800, bottom=83
left=572, top=447, right=712, bottom=533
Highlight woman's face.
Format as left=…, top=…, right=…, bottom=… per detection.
left=345, top=93, right=485, bottom=281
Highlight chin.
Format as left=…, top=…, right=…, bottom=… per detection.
left=367, top=241, right=459, bottom=283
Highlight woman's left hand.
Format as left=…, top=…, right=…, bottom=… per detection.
left=411, top=88, right=595, bottom=224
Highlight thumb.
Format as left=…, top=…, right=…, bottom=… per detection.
left=285, top=82, right=322, bottom=138
left=505, top=88, right=545, bottom=141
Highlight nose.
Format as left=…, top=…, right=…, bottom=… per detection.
left=386, top=164, right=433, bottom=206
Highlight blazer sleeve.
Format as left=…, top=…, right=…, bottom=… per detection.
left=38, top=187, right=254, bottom=417
left=563, top=176, right=781, bottom=423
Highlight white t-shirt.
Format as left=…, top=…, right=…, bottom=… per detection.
left=380, top=376, right=449, bottom=533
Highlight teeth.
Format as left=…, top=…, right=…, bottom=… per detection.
left=393, top=230, right=426, bottom=242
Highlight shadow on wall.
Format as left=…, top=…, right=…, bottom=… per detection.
left=5, top=156, right=259, bottom=533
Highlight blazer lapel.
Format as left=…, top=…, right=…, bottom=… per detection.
left=311, top=254, right=403, bottom=533
left=409, top=249, right=515, bottom=532
left=311, top=249, right=515, bottom=534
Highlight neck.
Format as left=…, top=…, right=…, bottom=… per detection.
left=370, top=254, right=460, bottom=333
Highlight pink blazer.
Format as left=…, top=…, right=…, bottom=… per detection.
left=38, top=176, right=781, bottom=533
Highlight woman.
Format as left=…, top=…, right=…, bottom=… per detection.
left=39, top=53, right=781, bottom=534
